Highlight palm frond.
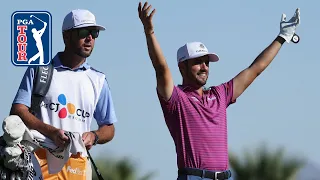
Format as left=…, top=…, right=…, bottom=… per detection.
left=229, top=144, right=305, bottom=180
left=91, top=156, right=156, bottom=180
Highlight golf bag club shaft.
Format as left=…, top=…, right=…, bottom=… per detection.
left=87, top=150, right=105, bottom=180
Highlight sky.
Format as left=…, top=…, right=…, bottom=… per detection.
left=1, top=0, right=319, bottom=179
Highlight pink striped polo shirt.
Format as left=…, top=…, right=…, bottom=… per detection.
left=157, top=79, right=236, bottom=171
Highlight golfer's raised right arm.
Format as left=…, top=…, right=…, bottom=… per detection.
left=144, top=32, right=174, bottom=101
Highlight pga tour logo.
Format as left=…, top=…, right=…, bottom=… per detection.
left=11, top=11, right=52, bottom=66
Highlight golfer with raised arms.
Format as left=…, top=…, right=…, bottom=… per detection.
left=138, top=1, right=300, bottom=180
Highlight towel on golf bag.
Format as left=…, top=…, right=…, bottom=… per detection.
left=0, top=115, right=88, bottom=178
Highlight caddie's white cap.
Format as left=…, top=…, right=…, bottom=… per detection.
left=62, top=9, right=106, bottom=32
left=177, top=42, right=219, bottom=64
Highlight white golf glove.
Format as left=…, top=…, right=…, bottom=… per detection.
left=278, top=8, right=300, bottom=43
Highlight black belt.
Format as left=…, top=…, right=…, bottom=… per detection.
left=178, top=168, right=231, bottom=180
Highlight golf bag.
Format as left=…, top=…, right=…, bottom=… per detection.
left=0, top=63, right=54, bottom=180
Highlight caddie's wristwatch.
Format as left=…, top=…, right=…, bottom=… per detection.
left=91, top=131, right=99, bottom=146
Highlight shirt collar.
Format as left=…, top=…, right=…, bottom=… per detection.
left=52, top=52, right=91, bottom=71
left=178, top=84, right=211, bottom=94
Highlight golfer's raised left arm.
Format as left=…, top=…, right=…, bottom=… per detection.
left=232, top=36, right=285, bottom=101
left=232, top=8, right=300, bottom=102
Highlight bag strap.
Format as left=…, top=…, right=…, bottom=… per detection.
left=29, top=62, right=54, bottom=115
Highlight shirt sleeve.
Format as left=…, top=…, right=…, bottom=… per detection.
left=12, top=67, right=35, bottom=107
left=157, top=86, right=180, bottom=112
left=93, top=79, right=118, bottom=126
left=213, top=78, right=236, bottom=107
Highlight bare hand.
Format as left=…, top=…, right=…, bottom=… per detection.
left=50, top=129, right=69, bottom=148
left=138, top=1, right=156, bottom=34
left=82, top=132, right=95, bottom=150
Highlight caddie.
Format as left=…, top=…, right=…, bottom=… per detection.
left=10, top=9, right=118, bottom=180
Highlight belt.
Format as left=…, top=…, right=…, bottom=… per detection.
left=178, top=168, right=231, bottom=180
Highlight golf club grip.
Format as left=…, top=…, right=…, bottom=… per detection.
left=87, top=150, right=105, bottom=180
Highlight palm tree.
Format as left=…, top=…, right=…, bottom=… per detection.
left=229, top=143, right=305, bottom=180
left=92, top=156, right=156, bottom=180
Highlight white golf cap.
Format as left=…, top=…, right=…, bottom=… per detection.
left=62, top=9, right=106, bottom=32
left=177, top=42, right=219, bottom=64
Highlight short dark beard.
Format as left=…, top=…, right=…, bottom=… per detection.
left=75, top=47, right=92, bottom=58
left=69, top=34, right=92, bottom=58
left=185, top=62, right=206, bottom=87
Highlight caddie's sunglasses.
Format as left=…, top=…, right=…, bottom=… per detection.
left=76, top=28, right=100, bottom=39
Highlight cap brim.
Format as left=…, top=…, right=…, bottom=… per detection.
left=208, top=53, right=219, bottom=62
left=72, top=23, right=106, bottom=31
left=188, top=52, right=219, bottom=62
